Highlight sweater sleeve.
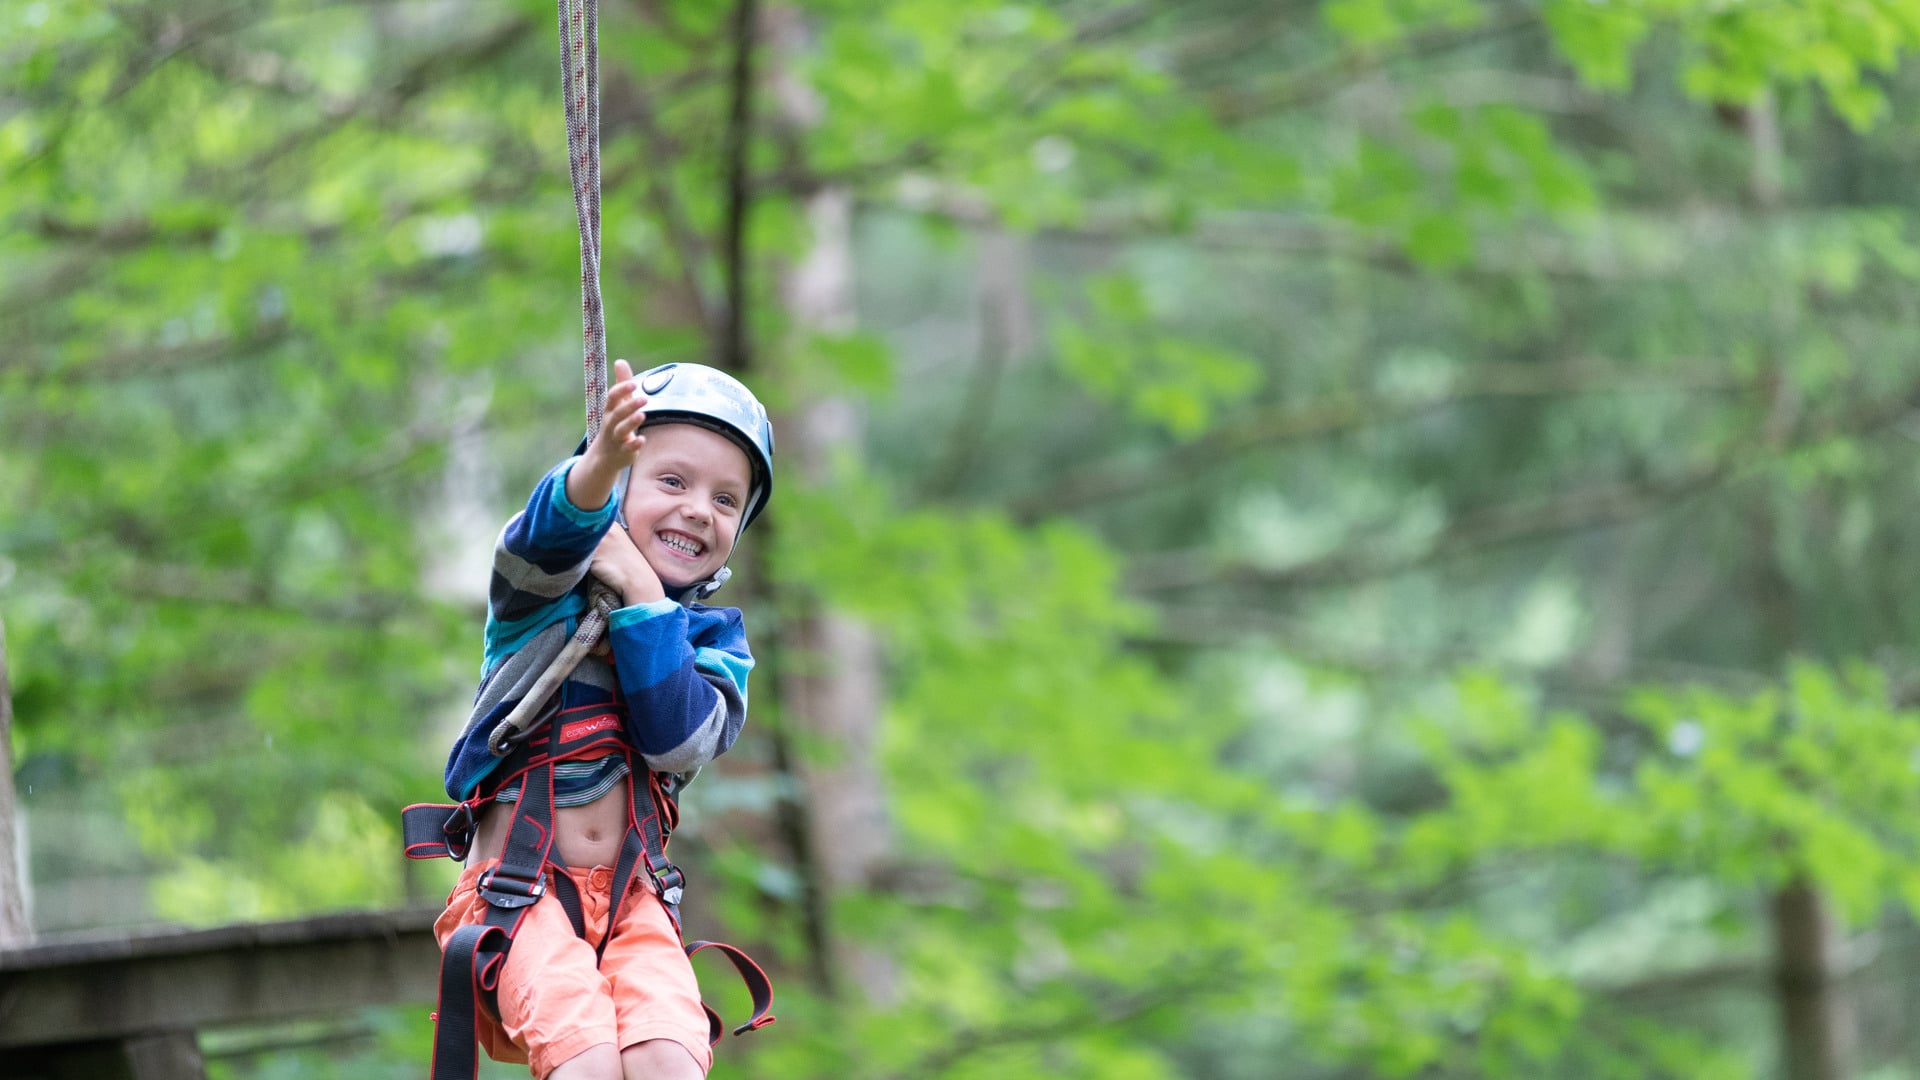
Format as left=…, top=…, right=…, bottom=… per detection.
left=606, top=599, right=753, bottom=775
left=482, top=457, right=619, bottom=673
left=443, top=458, right=620, bottom=800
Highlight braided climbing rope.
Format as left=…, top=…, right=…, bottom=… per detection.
left=489, top=0, right=619, bottom=756
left=559, top=0, right=607, bottom=442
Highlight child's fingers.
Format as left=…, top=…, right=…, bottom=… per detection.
left=599, top=361, right=647, bottom=455
left=602, top=382, right=648, bottom=424
left=604, top=360, right=639, bottom=408
left=616, top=398, right=647, bottom=440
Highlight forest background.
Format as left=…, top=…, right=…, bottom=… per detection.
left=10, top=1, right=1920, bottom=1078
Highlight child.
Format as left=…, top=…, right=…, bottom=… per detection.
left=425, top=358, right=775, bottom=1080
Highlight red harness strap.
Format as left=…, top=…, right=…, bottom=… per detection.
left=402, top=705, right=776, bottom=1080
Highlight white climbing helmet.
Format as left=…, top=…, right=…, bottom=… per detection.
left=633, top=362, right=775, bottom=534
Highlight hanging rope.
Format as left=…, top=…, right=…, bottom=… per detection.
left=491, top=0, right=617, bottom=756
left=557, top=0, right=607, bottom=443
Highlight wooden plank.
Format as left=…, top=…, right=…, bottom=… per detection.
left=14, top=1032, right=209, bottom=1080
left=0, top=909, right=444, bottom=1048
left=120, top=1033, right=208, bottom=1080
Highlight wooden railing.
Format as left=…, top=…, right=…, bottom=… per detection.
left=0, top=908, right=441, bottom=1080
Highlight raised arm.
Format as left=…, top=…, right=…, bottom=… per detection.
left=485, top=459, right=615, bottom=624
left=485, top=362, right=651, bottom=653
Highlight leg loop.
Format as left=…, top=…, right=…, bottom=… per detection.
left=685, top=939, right=778, bottom=1044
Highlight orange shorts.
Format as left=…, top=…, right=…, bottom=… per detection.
left=434, top=859, right=712, bottom=1078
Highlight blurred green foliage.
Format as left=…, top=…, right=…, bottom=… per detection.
left=13, top=1, right=1920, bottom=1078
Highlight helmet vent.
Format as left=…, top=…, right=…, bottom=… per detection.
left=641, top=365, right=678, bottom=394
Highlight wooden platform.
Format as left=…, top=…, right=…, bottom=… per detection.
left=0, top=908, right=441, bottom=1080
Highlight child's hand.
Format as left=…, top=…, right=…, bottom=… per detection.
left=567, top=359, right=648, bottom=511
left=588, top=357, right=649, bottom=470
left=593, top=524, right=664, bottom=605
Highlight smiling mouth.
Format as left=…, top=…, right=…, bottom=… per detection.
left=657, top=531, right=705, bottom=559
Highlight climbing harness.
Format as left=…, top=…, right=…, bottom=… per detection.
left=403, top=699, right=775, bottom=1080
left=402, top=4, right=775, bottom=1076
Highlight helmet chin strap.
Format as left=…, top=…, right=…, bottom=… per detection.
left=684, top=565, right=731, bottom=603
left=626, top=541, right=731, bottom=606
left=616, top=525, right=731, bottom=605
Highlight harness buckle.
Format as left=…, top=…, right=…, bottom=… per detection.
left=441, top=803, right=479, bottom=861
left=488, top=717, right=540, bottom=757
left=651, top=863, right=685, bottom=907
left=478, top=868, right=547, bottom=910
left=645, top=853, right=683, bottom=903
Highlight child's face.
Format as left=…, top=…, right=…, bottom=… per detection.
left=620, top=422, right=755, bottom=589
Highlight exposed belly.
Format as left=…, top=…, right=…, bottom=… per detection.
left=470, top=776, right=632, bottom=870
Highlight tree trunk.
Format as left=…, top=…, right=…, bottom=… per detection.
left=1773, top=880, right=1855, bottom=1080
left=0, top=614, right=31, bottom=944
left=1744, top=91, right=1855, bottom=1080
left=928, top=228, right=1033, bottom=497
left=764, top=5, right=896, bottom=1003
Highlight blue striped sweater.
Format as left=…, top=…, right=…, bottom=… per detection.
left=443, top=457, right=754, bottom=802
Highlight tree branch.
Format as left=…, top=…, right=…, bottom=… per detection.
left=763, top=141, right=939, bottom=198
left=29, top=212, right=223, bottom=250
left=225, top=15, right=534, bottom=197
left=1134, top=461, right=1732, bottom=594
left=178, top=38, right=323, bottom=99
left=882, top=962, right=1236, bottom=1079
left=1164, top=3, right=1314, bottom=91
left=0, top=616, right=27, bottom=945
left=872, top=186, right=1716, bottom=287
left=926, top=232, right=1025, bottom=498
left=3, top=326, right=291, bottom=387
left=1129, top=385, right=1920, bottom=594
left=4, top=405, right=457, bottom=564
left=102, top=1, right=266, bottom=105
left=758, top=3, right=1155, bottom=199
left=718, top=0, right=759, bottom=370
left=1140, top=606, right=1772, bottom=699
left=992, top=2, right=1161, bottom=114
left=1207, top=5, right=1544, bottom=123
left=1006, top=359, right=1746, bottom=521
left=607, top=67, right=727, bottom=345
left=634, top=0, right=727, bottom=52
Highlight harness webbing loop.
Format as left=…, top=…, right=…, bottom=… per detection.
left=488, top=582, right=622, bottom=755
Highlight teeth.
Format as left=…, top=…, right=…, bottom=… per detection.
left=659, top=533, right=701, bottom=556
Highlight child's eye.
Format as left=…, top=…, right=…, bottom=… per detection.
left=659, top=475, right=684, bottom=489
left=715, top=493, right=737, bottom=509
